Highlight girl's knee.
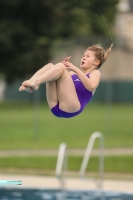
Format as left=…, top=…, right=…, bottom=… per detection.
left=55, top=63, right=66, bottom=71
left=43, top=63, right=54, bottom=71
left=47, top=63, right=54, bottom=68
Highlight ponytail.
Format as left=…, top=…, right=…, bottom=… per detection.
left=103, top=44, right=113, bottom=64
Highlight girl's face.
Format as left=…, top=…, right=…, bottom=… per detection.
left=80, top=50, right=98, bottom=69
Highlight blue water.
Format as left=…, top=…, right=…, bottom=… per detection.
left=0, top=188, right=133, bottom=200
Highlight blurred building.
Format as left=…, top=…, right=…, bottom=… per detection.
left=100, top=0, right=133, bottom=83
left=115, top=0, right=133, bottom=50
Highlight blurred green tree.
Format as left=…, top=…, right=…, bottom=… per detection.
left=0, top=0, right=119, bottom=82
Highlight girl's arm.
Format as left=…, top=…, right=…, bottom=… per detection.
left=64, top=62, right=101, bottom=91
left=75, top=69, right=101, bottom=91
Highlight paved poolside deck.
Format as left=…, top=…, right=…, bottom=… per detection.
left=0, top=148, right=133, bottom=157
left=0, top=174, right=133, bottom=193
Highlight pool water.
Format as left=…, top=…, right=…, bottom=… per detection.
left=0, top=188, right=133, bottom=200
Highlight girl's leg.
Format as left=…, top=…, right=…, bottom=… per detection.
left=30, top=63, right=54, bottom=80
left=19, top=63, right=54, bottom=92
left=19, top=62, right=59, bottom=107
left=19, top=63, right=64, bottom=92
left=20, top=62, right=80, bottom=112
left=46, top=81, right=58, bottom=109
left=56, top=64, right=80, bottom=112
left=39, top=63, right=80, bottom=112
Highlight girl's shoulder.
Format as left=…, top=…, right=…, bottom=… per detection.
left=89, top=70, right=101, bottom=77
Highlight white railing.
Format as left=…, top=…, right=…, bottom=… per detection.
left=79, top=132, right=104, bottom=189
left=55, top=143, right=67, bottom=190
left=55, top=132, right=104, bottom=192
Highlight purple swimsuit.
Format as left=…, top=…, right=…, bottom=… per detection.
left=51, top=73, right=93, bottom=118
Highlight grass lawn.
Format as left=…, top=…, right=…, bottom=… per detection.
left=0, top=155, right=133, bottom=175
left=0, top=102, right=133, bottom=175
left=0, top=102, right=133, bottom=149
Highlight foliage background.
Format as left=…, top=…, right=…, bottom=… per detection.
left=0, top=0, right=119, bottom=82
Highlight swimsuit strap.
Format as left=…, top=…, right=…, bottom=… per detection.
left=86, top=73, right=90, bottom=77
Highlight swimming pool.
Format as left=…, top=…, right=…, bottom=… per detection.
left=0, top=188, right=133, bottom=200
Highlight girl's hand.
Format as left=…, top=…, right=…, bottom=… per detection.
left=61, top=56, right=71, bottom=63
left=63, top=61, right=77, bottom=73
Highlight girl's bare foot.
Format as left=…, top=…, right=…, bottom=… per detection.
left=19, top=79, right=40, bottom=92
left=19, top=85, right=33, bottom=93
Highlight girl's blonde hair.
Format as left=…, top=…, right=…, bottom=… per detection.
left=87, top=44, right=113, bottom=68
